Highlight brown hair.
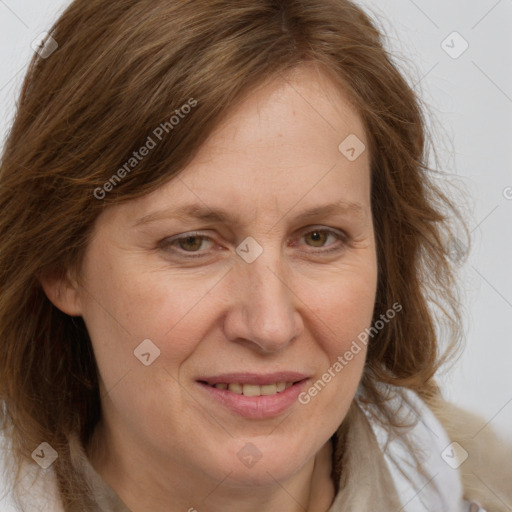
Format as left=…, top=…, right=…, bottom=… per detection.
left=0, top=0, right=465, bottom=509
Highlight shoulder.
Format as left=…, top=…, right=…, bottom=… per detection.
left=427, top=393, right=512, bottom=512
left=358, top=385, right=488, bottom=512
left=0, top=428, right=63, bottom=512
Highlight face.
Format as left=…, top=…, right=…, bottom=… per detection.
left=55, top=64, right=377, bottom=487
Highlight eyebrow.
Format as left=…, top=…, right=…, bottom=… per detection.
left=133, top=201, right=366, bottom=228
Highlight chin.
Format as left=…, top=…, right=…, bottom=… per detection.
left=211, top=439, right=314, bottom=486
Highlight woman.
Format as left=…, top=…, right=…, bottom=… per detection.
left=0, top=0, right=510, bottom=511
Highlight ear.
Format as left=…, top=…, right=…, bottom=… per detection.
left=40, top=269, right=82, bottom=317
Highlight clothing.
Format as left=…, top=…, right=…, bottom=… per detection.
left=362, top=388, right=487, bottom=512
left=0, top=388, right=493, bottom=511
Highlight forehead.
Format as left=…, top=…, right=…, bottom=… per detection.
left=103, top=64, right=370, bottom=227
left=192, top=64, right=365, bottom=166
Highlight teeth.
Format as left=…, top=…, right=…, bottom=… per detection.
left=228, top=383, right=243, bottom=394
left=212, top=381, right=294, bottom=396
left=260, top=384, right=277, bottom=395
left=242, top=384, right=261, bottom=397
left=276, top=382, right=286, bottom=392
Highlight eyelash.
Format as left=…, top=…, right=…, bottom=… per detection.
left=160, top=227, right=348, bottom=259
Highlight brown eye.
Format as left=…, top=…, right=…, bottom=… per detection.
left=295, top=227, right=348, bottom=255
left=161, top=232, right=216, bottom=258
left=305, top=230, right=329, bottom=248
left=177, top=235, right=205, bottom=252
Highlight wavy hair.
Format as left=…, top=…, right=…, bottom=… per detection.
left=0, top=0, right=465, bottom=509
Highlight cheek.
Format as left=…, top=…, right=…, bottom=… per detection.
left=305, top=260, right=378, bottom=347
left=295, top=291, right=374, bottom=436
left=312, top=285, right=374, bottom=372
left=323, top=282, right=376, bottom=350
left=296, top=259, right=377, bottom=405
left=78, top=255, right=224, bottom=390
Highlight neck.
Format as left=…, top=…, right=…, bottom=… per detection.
left=86, top=420, right=335, bottom=512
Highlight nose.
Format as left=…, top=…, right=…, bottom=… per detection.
left=222, top=249, right=304, bottom=353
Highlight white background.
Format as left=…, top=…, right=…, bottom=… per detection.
left=0, top=0, right=510, bottom=447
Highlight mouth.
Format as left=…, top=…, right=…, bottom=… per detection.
left=195, top=372, right=309, bottom=418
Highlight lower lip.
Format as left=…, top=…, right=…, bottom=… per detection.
left=197, top=380, right=309, bottom=419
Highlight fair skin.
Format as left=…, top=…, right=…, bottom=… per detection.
left=43, top=64, right=377, bottom=512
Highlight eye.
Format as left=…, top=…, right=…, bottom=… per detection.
left=304, top=230, right=331, bottom=247
left=297, top=228, right=347, bottom=252
left=160, top=232, right=215, bottom=257
left=176, top=234, right=210, bottom=252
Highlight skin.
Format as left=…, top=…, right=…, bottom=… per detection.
left=42, top=63, right=378, bottom=512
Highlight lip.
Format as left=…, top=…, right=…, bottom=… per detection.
left=196, top=372, right=310, bottom=419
